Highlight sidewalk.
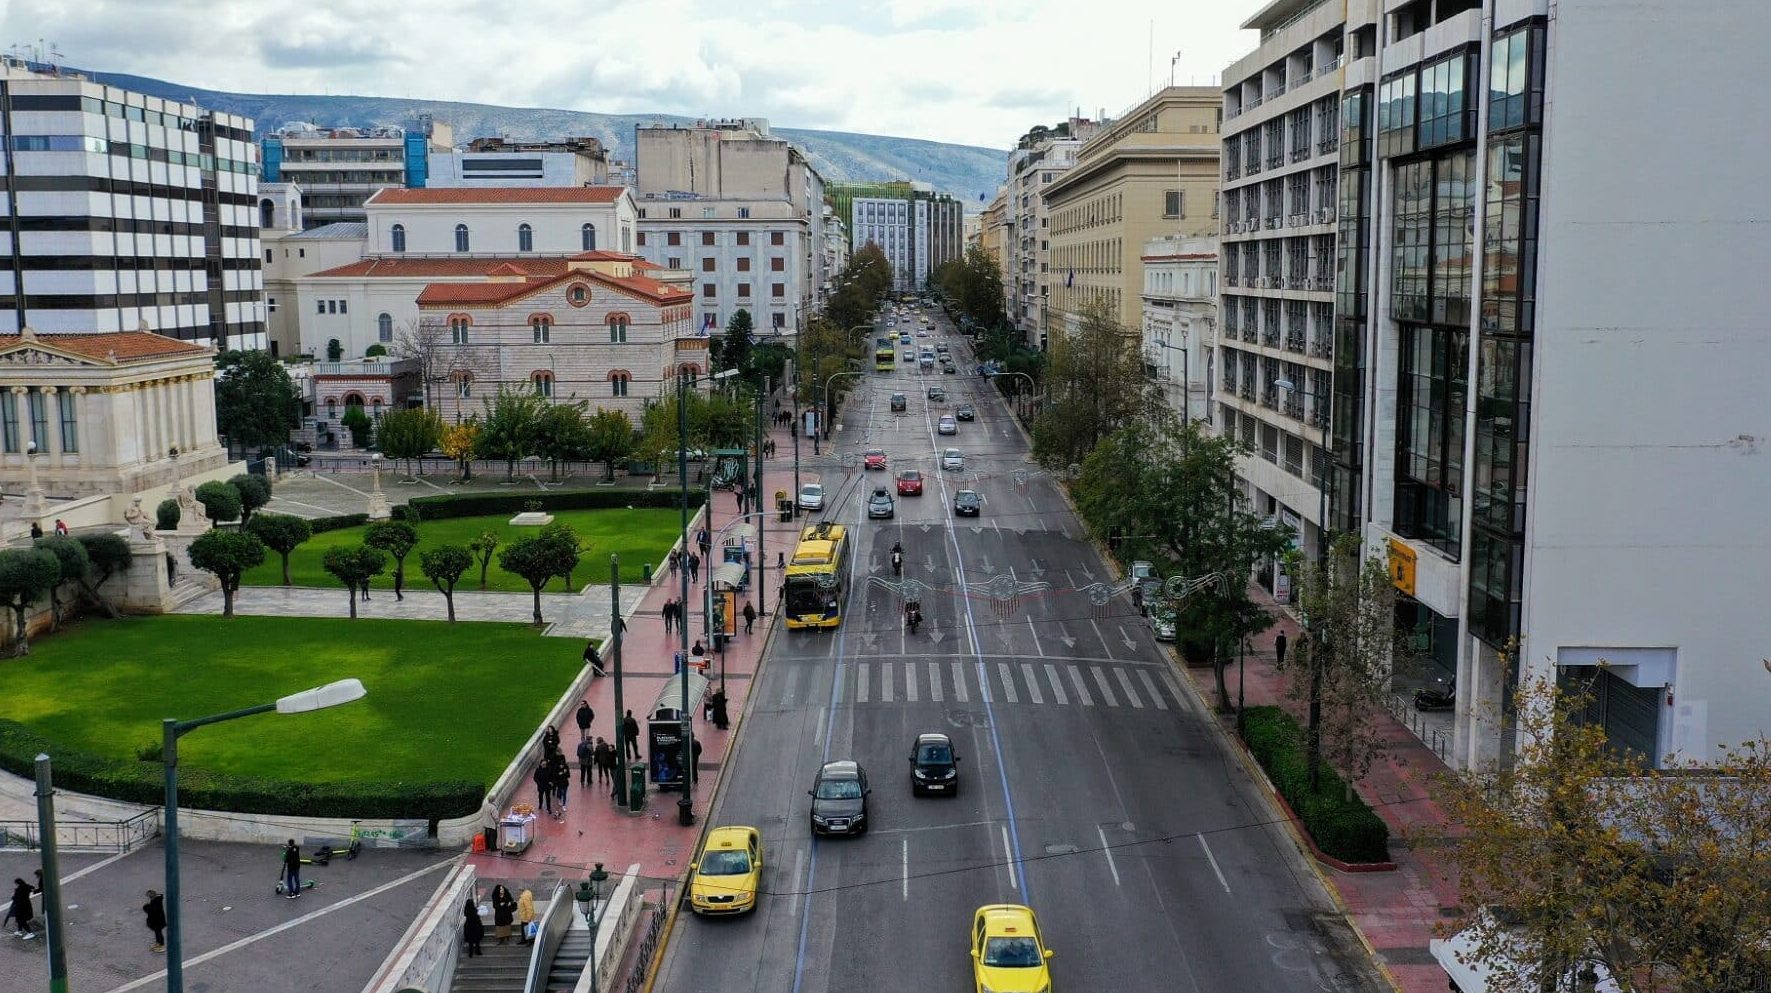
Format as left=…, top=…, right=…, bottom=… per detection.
left=470, top=415, right=812, bottom=889
left=1175, top=586, right=1461, bottom=993
left=174, top=584, right=646, bottom=640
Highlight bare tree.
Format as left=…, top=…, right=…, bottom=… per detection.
left=393, top=316, right=492, bottom=410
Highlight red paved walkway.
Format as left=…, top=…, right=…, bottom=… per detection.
left=472, top=414, right=815, bottom=885
left=1176, top=585, right=1461, bottom=993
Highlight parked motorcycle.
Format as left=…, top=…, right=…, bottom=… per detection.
left=1414, top=675, right=1456, bottom=711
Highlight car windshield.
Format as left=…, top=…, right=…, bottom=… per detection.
left=700, top=850, right=752, bottom=876
left=803, top=485, right=822, bottom=496
left=945, top=450, right=960, bottom=458
left=982, top=936, right=1042, bottom=967
left=916, top=743, right=951, bottom=763
left=900, top=470, right=920, bottom=481
left=815, top=777, right=862, bottom=800
left=959, top=492, right=978, bottom=504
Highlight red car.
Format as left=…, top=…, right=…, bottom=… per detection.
left=864, top=448, right=888, bottom=471
left=896, top=469, right=923, bottom=496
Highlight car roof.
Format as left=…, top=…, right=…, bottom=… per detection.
left=915, top=732, right=952, bottom=745
left=977, top=904, right=1038, bottom=936
left=705, top=825, right=757, bottom=847
left=944, top=448, right=961, bottom=455
left=802, top=482, right=823, bottom=490
left=818, top=759, right=861, bottom=777
left=958, top=489, right=979, bottom=497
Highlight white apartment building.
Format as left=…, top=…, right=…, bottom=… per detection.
left=1141, top=237, right=1218, bottom=427
left=1219, top=0, right=1348, bottom=578
left=634, top=197, right=813, bottom=336
left=262, top=119, right=453, bottom=228
left=427, top=136, right=610, bottom=188
left=1003, top=119, right=1099, bottom=348
left=360, top=187, right=636, bottom=256
left=850, top=196, right=912, bottom=291
left=0, top=62, right=265, bottom=349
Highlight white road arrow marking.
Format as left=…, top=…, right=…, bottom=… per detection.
left=1118, top=625, right=1137, bottom=651
left=1056, top=624, right=1078, bottom=650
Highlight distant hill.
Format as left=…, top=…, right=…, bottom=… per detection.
left=85, top=69, right=1009, bottom=209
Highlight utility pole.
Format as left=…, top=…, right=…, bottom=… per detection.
left=35, top=755, right=69, bottom=993
left=609, top=554, right=626, bottom=809
left=675, top=374, right=695, bottom=826
left=754, top=375, right=767, bottom=612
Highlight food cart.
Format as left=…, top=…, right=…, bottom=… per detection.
left=497, top=804, right=538, bottom=854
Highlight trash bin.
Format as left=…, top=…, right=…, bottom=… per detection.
left=642, top=562, right=654, bottom=583
left=627, top=762, right=647, bottom=812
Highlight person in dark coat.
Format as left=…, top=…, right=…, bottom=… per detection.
left=743, top=601, right=757, bottom=635
left=534, top=760, right=554, bottom=815
left=144, top=890, right=167, bottom=951
left=1274, top=631, right=1288, bottom=668
left=621, top=710, right=641, bottom=760
left=281, top=839, right=303, bottom=899
left=575, top=699, right=595, bottom=740
left=577, top=736, right=595, bottom=787
left=491, top=885, right=518, bottom=944
left=8, top=875, right=39, bottom=938
left=709, top=690, right=731, bottom=731
left=541, top=724, right=561, bottom=754
left=462, top=897, right=485, bottom=957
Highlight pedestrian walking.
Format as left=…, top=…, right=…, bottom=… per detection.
left=1274, top=631, right=1288, bottom=668
left=697, top=528, right=710, bottom=557
left=662, top=598, right=676, bottom=634
left=491, top=885, right=518, bottom=945
left=7, top=875, right=39, bottom=938
left=517, top=889, right=537, bottom=944
left=359, top=578, right=371, bottom=602
left=577, top=736, right=595, bottom=786
left=281, top=839, right=303, bottom=900
left=144, top=890, right=166, bottom=952
left=575, top=699, right=595, bottom=740
left=669, top=549, right=681, bottom=579
left=733, top=485, right=744, bottom=511
left=743, top=600, right=757, bottom=635
left=462, top=898, right=485, bottom=958
left=534, top=760, right=554, bottom=815
left=687, top=552, right=700, bottom=584
left=709, top=689, right=730, bottom=730
left=552, top=753, right=570, bottom=816
left=622, top=710, right=641, bottom=760
left=593, top=738, right=613, bottom=783
left=691, top=639, right=706, bottom=660
left=542, top=724, right=561, bottom=755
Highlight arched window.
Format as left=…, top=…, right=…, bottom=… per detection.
left=532, top=372, right=554, bottom=398
left=517, top=223, right=533, bottom=253
left=456, top=373, right=473, bottom=399
left=610, top=373, right=630, bottom=398
left=449, top=315, right=470, bottom=344
left=581, top=223, right=597, bottom=251
left=454, top=223, right=470, bottom=253
left=531, top=315, right=551, bottom=343
left=391, top=223, right=406, bottom=253
left=377, top=312, right=393, bottom=342
left=325, top=397, right=338, bottom=420
left=259, top=198, right=275, bottom=229
left=607, top=314, right=628, bottom=343
left=371, top=398, right=384, bottom=417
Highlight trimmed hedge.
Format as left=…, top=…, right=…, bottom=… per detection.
left=0, top=719, right=482, bottom=820
left=399, top=488, right=706, bottom=523
left=308, top=513, right=370, bottom=534
left=1241, top=706, right=1390, bottom=864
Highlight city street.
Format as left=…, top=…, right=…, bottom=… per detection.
left=652, top=309, right=1385, bottom=992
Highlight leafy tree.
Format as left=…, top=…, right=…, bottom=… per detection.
left=325, top=338, right=343, bottom=362
left=935, top=244, right=1005, bottom=330
left=0, top=548, right=61, bottom=655
left=364, top=520, right=420, bottom=600
left=750, top=342, right=792, bottom=390
left=468, top=529, right=500, bottom=591
left=31, top=535, right=91, bottom=630
left=339, top=403, right=373, bottom=448
left=1440, top=674, right=1771, bottom=993
left=364, top=342, right=388, bottom=358
left=1032, top=296, right=1156, bottom=468
left=826, top=242, right=893, bottom=329
left=376, top=407, right=443, bottom=476
left=246, top=513, right=313, bottom=586
left=156, top=499, right=180, bottom=531
left=539, top=521, right=584, bottom=590
left=75, top=533, right=132, bottom=616
left=717, top=308, right=754, bottom=376
left=418, top=544, right=472, bottom=622
left=498, top=531, right=577, bottom=625
left=194, top=480, right=243, bottom=524
left=214, top=349, right=301, bottom=452
left=475, top=387, right=548, bottom=480
left=441, top=419, right=481, bottom=482
left=1282, top=534, right=1408, bottom=794
left=228, top=473, right=271, bottom=524
left=321, top=544, right=386, bottom=620
left=188, top=529, right=266, bottom=618
left=534, top=402, right=593, bottom=481
left=584, top=408, right=635, bottom=482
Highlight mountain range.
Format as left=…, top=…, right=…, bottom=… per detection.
left=85, top=69, right=1010, bottom=210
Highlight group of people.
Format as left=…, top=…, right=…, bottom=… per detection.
left=11, top=870, right=169, bottom=954
left=462, top=883, right=535, bottom=955
left=668, top=548, right=703, bottom=584
left=25, top=519, right=69, bottom=539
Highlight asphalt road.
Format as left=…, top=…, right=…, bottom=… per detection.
left=653, top=308, right=1383, bottom=993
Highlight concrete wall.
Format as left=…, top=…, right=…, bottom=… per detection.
left=360, top=858, right=475, bottom=993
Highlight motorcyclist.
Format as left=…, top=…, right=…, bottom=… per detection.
left=891, top=541, right=903, bottom=577
left=904, top=598, right=922, bottom=633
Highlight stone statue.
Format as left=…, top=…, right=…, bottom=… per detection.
left=123, top=495, right=156, bottom=541
left=176, top=484, right=210, bottom=529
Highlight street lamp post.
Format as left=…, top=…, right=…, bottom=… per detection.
left=1147, top=338, right=1192, bottom=430
left=821, top=370, right=866, bottom=443
left=163, top=678, right=367, bottom=993
left=573, top=862, right=611, bottom=993
left=986, top=371, right=1037, bottom=420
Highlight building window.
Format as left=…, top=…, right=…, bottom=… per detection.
left=703, top=284, right=717, bottom=298
left=702, top=258, right=716, bottom=272
left=317, top=300, right=326, bottom=315
left=0, top=393, right=16, bottom=453
left=737, top=257, right=751, bottom=272
left=339, top=299, right=348, bottom=315
left=1163, top=190, right=1182, bottom=218
left=1418, top=52, right=1476, bottom=150
left=27, top=391, right=49, bottom=453
left=771, top=283, right=785, bottom=299
left=391, top=223, right=406, bottom=252
left=377, top=312, right=393, bottom=342
left=770, top=231, right=784, bottom=246
left=611, top=373, right=630, bottom=397
left=668, top=208, right=681, bottom=218
left=636, top=232, right=646, bottom=247
left=667, top=232, right=681, bottom=246
left=268, top=296, right=278, bottom=313
left=264, top=248, right=273, bottom=263
left=737, top=282, right=751, bottom=298
left=326, top=398, right=338, bottom=420
left=518, top=223, right=534, bottom=252
left=703, top=207, right=715, bottom=219
left=738, top=207, right=750, bottom=219
left=736, top=231, right=750, bottom=246
left=1489, top=23, right=1545, bottom=133
left=531, top=316, right=551, bottom=343
left=455, top=223, right=470, bottom=252
left=1394, top=323, right=1468, bottom=556
left=582, top=223, right=597, bottom=251
left=1377, top=70, right=1418, bottom=159
left=770, top=257, right=785, bottom=272
left=702, top=231, right=715, bottom=246
left=772, top=313, right=786, bottom=329
left=450, top=317, right=470, bottom=345
left=372, top=398, right=383, bottom=418
left=570, top=284, right=590, bottom=306
left=608, top=316, right=628, bottom=343
left=668, top=257, right=682, bottom=268
left=532, top=372, right=554, bottom=398
left=457, top=376, right=473, bottom=399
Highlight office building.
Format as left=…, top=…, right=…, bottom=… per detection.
left=261, top=118, right=453, bottom=228
left=428, top=136, right=610, bottom=188
left=1002, top=119, right=1100, bottom=348
left=827, top=181, right=966, bottom=294
left=1141, top=237, right=1218, bottom=427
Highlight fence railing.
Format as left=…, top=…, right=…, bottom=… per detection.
left=0, top=808, right=159, bottom=853
left=1387, top=692, right=1451, bottom=762
left=620, top=894, right=670, bottom=993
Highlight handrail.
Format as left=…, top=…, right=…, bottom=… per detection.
left=524, top=881, right=574, bottom=993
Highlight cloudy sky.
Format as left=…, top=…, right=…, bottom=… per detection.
left=2, top=0, right=1271, bottom=149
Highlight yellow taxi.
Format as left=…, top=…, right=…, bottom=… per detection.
left=689, top=826, right=762, bottom=915
left=970, top=904, right=1054, bottom=992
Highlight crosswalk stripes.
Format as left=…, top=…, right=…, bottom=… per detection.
left=1091, top=668, right=1119, bottom=707
left=803, top=659, right=1184, bottom=711
left=1043, top=664, right=1068, bottom=705
left=1066, top=667, right=1094, bottom=706
left=1019, top=663, right=1043, bottom=704
left=1136, top=669, right=1168, bottom=711
left=951, top=661, right=969, bottom=702
left=928, top=662, right=943, bottom=702
left=1115, top=668, right=1143, bottom=709
left=997, top=663, right=1018, bottom=703
left=854, top=662, right=868, bottom=704
left=782, top=667, right=802, bottom=706
left=881, top=661, right=894, bottom=703
left=904, top=662, right=918, bottom=702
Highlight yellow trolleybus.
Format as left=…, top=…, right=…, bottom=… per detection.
left=783, top=523, right=851, bottom=630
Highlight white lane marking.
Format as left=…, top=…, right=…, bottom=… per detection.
left=1097, top=825, right=1122, bottom=887
left=1165, top=669, right=1197, bottom=716
left=997, top=662, right=1018, bottom=703
left=1115, top=667, right=1143, bottom=708
left=789, top=847, right=808, bottom=916
left=1002, top=825, right=1019, bottom=891
left=814, top=707, right=827, bottom=744
left=1089, top=618, right=1115, bottom=659
left=1091, top=667, right=1120, bottom=707
left=1138, top=669, right=1169, bottom=711
left=901, top=838, right=910, bottom=901
left=782, top=666, right=802, bottom=706
left=1197, top=834, right=1232, bottom=895
left=102, top=858, right=453, bottom=993
left=928, top=661, right=944, bottom=701
left=1067, top=666, right=1094, bottom=706
left=951, top=661, right=969, bottom=702
left=881, top=661, right=895, bottom=703
left=1044, top=664, right=1069, bottom=704
left=1025, top=615, right=1046, bottom=657
left=1019, top=663, right=1044, bottom=704
left=977, top=662, right=992, bottom=702
left=904, top=660, right=918, bottom=702
left=855, top=662, right=870, bottom=704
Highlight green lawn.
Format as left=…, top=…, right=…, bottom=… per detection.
left=241, top=507, right=681, bottom=592
left=0, top=615, right=580, bottom=787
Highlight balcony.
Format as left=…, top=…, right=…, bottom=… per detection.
left=1291, top=146, right=1311, bottom=164
left=1266, top=154, right=1285, bottom=169
left=1241, top=326, right=1260, bottom=344
left=1240, top=384, right=1257, bottom=402
left=1260, top=388, right=1278, bottom=409
left=1321, top=55, right=1343, bottom=74
left=1285, top=276, right=1307, bottom=290
left=1318, top=137, right=1340, bottom=154
left=1311, top=275, right=1335, bottom=292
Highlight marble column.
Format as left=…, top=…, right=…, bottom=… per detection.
left=66, top=386, right=87, bottom=459
left=38, top=387, right=60, bottom=464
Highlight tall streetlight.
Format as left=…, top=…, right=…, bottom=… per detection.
left=573, top=862, right=611, bottom=993
left=163, top=678, right=367, bottom=993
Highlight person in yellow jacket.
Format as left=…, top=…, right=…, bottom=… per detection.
left=516, top=889, right=537, bottom=944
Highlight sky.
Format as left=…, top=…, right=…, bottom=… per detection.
left=0, top=0, right=1272, bottom=149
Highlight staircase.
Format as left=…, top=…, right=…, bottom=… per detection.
left=543, top=926, right=593, bottom=993
left=450, top=940, right=529, bottom=993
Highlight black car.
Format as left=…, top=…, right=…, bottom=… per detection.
left=953, top=489, right=982, bottom=516
left=809, top=760, right=870, bottom=835
left=909, top=733, right=960, bottom=796
left=890, top=392, right=907, bottom=412
left=955, top=403, right=976, bottom=421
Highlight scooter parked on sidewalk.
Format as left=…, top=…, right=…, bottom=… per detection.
left=1414, top=675, right=1456, bottom=711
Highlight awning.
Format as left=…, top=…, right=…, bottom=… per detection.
left=650, top=671, right=709, bottom=722
left=711, top=562, right=747, bottom=590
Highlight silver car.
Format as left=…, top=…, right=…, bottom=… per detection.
left=798, top=482, right=825, bottom=511
left=940, top=448, right=964, bottom=471
left=937, top=415, right=958, bottom=435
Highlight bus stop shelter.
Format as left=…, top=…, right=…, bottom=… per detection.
left=647, top=671, right=709, bottom=791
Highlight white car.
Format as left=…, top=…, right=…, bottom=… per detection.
left=798, top=482, right=825, bottom=511
left=941, top=448, right=964, bottom=471
left=937, top=415, right=958, bottom=435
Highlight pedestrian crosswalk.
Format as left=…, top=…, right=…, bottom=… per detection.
left=839, top=658, right=1181, bottom=711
